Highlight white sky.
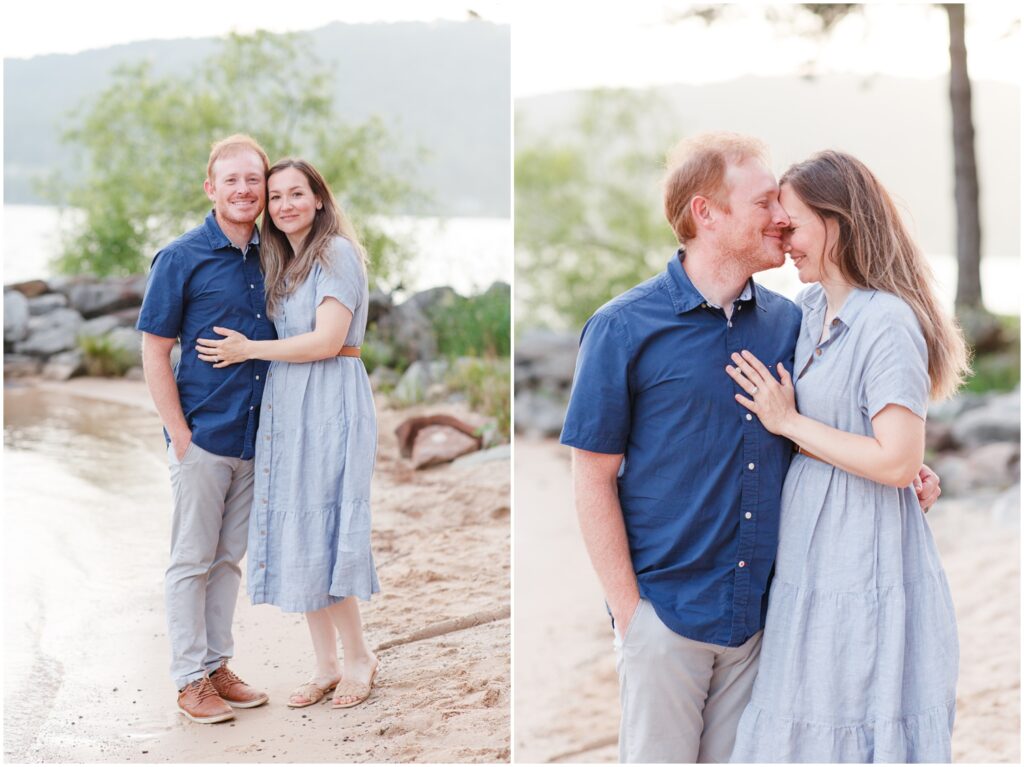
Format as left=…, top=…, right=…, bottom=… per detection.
left=0, top=1, right=511, bottom=58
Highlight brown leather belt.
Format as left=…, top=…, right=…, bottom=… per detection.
left=794, top=444, right=826, bottom=463
left=337, top=346, right=361, bottom=358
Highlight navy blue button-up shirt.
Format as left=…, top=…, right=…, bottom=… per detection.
left=137, top=211, right=277, bottom=459
left=560, top=251, right=802, bottom=647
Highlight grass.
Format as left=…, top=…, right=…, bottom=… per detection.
left=78, top=334, right=137, bottom=377
left=963, top=314, right=1020, bottom=394
left=429, top=288, right=511, bottom=359
left=446, top=357, right=511, bottom=441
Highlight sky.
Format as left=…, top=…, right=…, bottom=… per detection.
left=2, top=2, right=1018, bottom=95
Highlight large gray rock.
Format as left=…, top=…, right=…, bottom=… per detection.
left=4, top=289, right=30, bottom=343
left=514, top=388, right=569, bottom=438
left=367, top=291, right=393, bottom=325
left=403, top=286, right=459, bottom=315
left=927, top=454, right=973, bottom=498
left=42, top=349, right=85, bottom=381
left=27, top=293, right=69, bottom=315
left=65, top=275, right=147, bottom=319
left=79, top=315, right=121, bottom=340
left=107, top=326, right=143, bottom=366
left=453, top=443, right=511, bottom=467
left=964, top=441, right=1020, bottom=490
left=3, top=354, right=42, bottom=377
left=375, top=299, right=438, bottom=363
left=392, top=360, right=450, bottom=404
left=515, top=329, right=578, bottom=364
left=928, top=392, right=987, bottom=423
left=14, top=307, right=84, bottom=356
left=950, top=393, right=1021, bottom=447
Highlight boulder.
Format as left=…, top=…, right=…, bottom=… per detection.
left=368, top=366, right=401, bottom=392
left=107, top=327, right=144, bottom=366
left=410, top=425, right=481, bottom=469
left=42, top=349, right=85, bottom=381
left=925, top=421, right=956, bottom=453
left=514, top=388, right=569, bottom=438
left=950, top=394, right=1021, bottom=447
left=928, top=392, right=986, bottom=424
left=79, top=315, right=121, bottom=340
left=964, top=441, right=1020, bottom=490
left=514, top=329, right=578, bottom=364
left=27, top=293, right=69, bottom=315
left=367, top=291, right=393, bottom=325
left=374, top=299, right=438, bottom=363
left=403, top=286, right=459, bottom=315
left=6, top=279, right=50, bottom=298
left=393, top=360, right=449, bottom=405
left=14, top=307, right=84, bottom=356
left=4, top=289, right=30, bottom=343
left=453, top=443, right=511, bottom=467
left=65, top=275, right=147, bottom=318
left=3, top=354, right=42, bottom=377
left=927, top=454, right=973, bottom=498
left=125, top=366, right=146, bottom=381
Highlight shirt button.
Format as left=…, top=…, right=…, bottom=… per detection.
left=250, top=283, right=255, bottom=289
left=256, top=313, right=262, bottom=319
left=267, top=404, right=272, bottom=410
left=747, top=462, right=755, bottom=470
left=832, top=318, right=839, bottom=326
left=262, top=498, right=268, bottom=504
left=738, top=561, right=746, bottom=568
left=265, top=435, right=271, bottom=441
left=263, top=468, right=269, bottom=474
left=745, top=414, right=753, bottom=421
left=745, top=512, right=752, bottom=519
left=701, top=303, right=708, bottom=309
left=249, top=406, right=254, bottom=411
left=260, top=530, right=266, bottom=535
left=259, top=563, right=266, bottom=569
left=727, top=321, right=733, bottom=328
left=255, top=375, right=260, bottom=381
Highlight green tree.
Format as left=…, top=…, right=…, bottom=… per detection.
left=515, top=90, right=677, bottom=329
left=48, top=31, right=418, bottom=287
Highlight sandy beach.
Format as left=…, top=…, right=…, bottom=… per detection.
left=3, top=378, right=510, bottom=763
left=514, top=438, right=1020, bottom=763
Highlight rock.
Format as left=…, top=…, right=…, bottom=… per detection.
left=3, top=354, right=42, bottom=377
left=393, top=360, right=449, bottom=405
left=526, top=351, right=578, bottom=388
left=27, top=293, right=69, bottom=315
left=925, top=421, right=955, bottom=453
left=79, top=315, right=122, bottom=340
left=927, top=454, right=973, bottom=498
left=453, top=444, right=511, bottom=467
left=964, top=441, right=1020, bottom=490
left=483, top=281, right=510, bottom=299
left=107, top=327, right=143, bottom=366
left=367, top=291, right=393, bottom=325
left=6, top=279, right=50, bottom=298
left=514, top=388, right=569, bottom=438
left=111, top=306, right=142, bottom=327
left=125, top=366, right=146, bottom=381
left=403, top=286, right=459, bottom=315
left=957, top=306, right=1008, bottom=354
left=65, top=275, right=147, bottom=319
left=369, top=366, right=401, bottom=392
left=14, top=307, right=84, bottom=356
left=928, top=392, right=986, bottom=423
left=394, top=413, right=484, bottom=458
left=4, top=289, right=30, bottom=343
left=374, top=299, right=437, bottom=363
left=42, top=349, right=85, bottom=381
left=410, top=425, right=481, bottom=469
left=514, top=329, right=578, bottom=365
left=950, top=395, right=1021, bottom=447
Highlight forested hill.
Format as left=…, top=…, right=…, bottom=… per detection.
left=4, top=21, right=510, bottom=217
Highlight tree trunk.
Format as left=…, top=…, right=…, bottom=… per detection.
left=945, top=4, right=983, bottom=311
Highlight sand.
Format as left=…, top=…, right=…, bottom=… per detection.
left=513, top=438, right=1020, bottom=763
left=3, top=378, right=510, bottom=763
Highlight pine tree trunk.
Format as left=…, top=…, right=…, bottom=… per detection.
left=946, top=3, right=983, bottom=311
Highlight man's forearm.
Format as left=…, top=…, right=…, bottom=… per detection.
left=141, top=339, right=189, bottom=441
left=573, top=451, right=639, bottom=624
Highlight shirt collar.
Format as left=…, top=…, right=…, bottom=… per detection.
left=666, top=248, right=760, bottom=315
left=801, top=284, right=877, bottom=330
left=203, top=210, right=260, bottom=251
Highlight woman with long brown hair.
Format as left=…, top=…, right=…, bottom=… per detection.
left=196, top=158, right=380, bottom=710
left=725, top=150, right=969, bottom=762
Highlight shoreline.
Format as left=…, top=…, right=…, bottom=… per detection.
left=3, top=377, right=511, bottom=763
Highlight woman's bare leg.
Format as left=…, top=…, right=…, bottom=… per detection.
left=326, top=596, right=378, bottom=704
left=290, top=607, right=342, bottom=705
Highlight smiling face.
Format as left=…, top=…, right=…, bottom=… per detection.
left=267, top=166, right=322, bottom=246
left=204, top=149, right=266, bottom=228
left=715, top=158, right=790, bottom=273
left=780, top=183, right=839, bottom=284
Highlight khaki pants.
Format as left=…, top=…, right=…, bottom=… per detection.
left=165, top=442, right=254, bottom=689
left=614, top=599, right=762, bottom=763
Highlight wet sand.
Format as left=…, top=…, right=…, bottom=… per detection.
left=514, top=438, right=1020, bottom=763
left=3, top=379, right=510, bottom=763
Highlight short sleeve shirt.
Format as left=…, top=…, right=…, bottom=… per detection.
left=560, top=251, right=803, bottom=647
left=136, top=211, right=277, bottom=459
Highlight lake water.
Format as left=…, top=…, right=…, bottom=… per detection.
left=2, top=205, right=512, bottom=297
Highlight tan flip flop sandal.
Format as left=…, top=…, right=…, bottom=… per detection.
left=287, top=679, right=339, bottom=708
left=331, top=662, right=380, bottom=709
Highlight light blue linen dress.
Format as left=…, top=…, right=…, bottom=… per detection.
left=247, top=236, right=380, bottom=613
left=730, top=285, right=958, bottom=763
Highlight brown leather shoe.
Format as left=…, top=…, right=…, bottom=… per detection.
left=210, top=663, right=269, bottom=708
left=177, top=677, right=234, bottom=724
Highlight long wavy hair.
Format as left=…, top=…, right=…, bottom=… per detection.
left=781, top=150, right=970, bottom=400
left=260, top=158, right=366, bottom=319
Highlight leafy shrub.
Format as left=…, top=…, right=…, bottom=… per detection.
left=429, top=287, right=511, bottom=359
left=79, top=335, right=136, bottom=377
left=446, top=357, right=511, bottom=441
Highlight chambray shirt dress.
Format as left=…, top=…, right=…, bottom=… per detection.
left=731, top=285, right=958, bottom=763
left=247, top=237, right=380, bottom=612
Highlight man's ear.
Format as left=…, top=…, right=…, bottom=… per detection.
left=690, top=194, right=715, bottom=232
left=203, top=178, right=215, bottom=202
